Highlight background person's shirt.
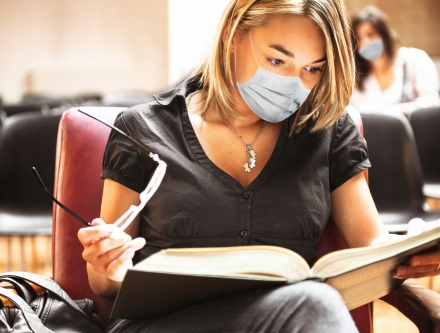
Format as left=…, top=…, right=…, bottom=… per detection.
left=350, top=47, right=440, bottom=113
left=102, top=76, right=371, bottom=267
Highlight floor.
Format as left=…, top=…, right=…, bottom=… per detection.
left=1, top=234, right=439, bottom=333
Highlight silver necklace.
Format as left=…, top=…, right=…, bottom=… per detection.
left=225, top=120, right=267, bottom=173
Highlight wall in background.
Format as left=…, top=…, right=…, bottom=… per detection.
left=344, top=0, right=440, bottom=57
left=0, top=0, right=438, bottom=102
left=168, top=0, right=229, bottom=87
left=0, top=0, right=169, bottom=101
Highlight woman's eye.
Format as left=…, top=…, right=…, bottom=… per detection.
left=305, top=67, right=323, bottom=75
left=266, top=58, right=284, bottom=67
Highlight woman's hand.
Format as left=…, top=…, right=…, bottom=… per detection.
left=392, top=218, right=440, bottom=279
left=78, top=218, right=146, bottom=282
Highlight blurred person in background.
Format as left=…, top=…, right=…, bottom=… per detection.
left=350, top=5, right=440, bottom=115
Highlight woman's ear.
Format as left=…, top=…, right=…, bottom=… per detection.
left=222, top=21, right=233, bottom=48
left=222, top=21, right=242, bottom=52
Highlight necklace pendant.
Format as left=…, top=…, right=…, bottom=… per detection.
left=245, top=146, right=257, bottom=171
left=225, top=121, right=266, bottom=174
left=247, top=147, right=256, bottom=160
left=249, top=157, right=256, bottom=169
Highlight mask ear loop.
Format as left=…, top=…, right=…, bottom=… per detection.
left=248, top=31, right=260, bottom=67
left=234, top=52, right=238, bottom=84
left=236, top=31, right=259, bottom=85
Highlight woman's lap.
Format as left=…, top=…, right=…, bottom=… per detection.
left=108, top=281, right=359, bottom=333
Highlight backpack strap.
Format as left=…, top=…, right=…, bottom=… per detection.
left=0, top=277, right=38, bottom=304
left=0, top=272, right=84, bottom=313
left=0, top=287, right=48, bottom=333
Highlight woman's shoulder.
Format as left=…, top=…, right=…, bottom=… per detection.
left=119, top=75, right=202, bottom=122
left=331, top=107, right=361, bottom=134
left=398, top=46, right=431, bottom=62
left=120, top=90, right=182, bottom=119
left=299, top=107, right=359, bottom=143
left=313, top=107, right=362, bottom=149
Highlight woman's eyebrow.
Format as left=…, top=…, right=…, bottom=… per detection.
left=269, top=45, right=327, bottom=64
left=269, top=44, right=294, bottom=58
left=311, top=56, right=327, bottom=64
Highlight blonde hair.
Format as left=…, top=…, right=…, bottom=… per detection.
left=193, top=0, right=355, bottom=133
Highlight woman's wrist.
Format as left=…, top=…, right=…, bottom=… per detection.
left=87, top=263, right=122, bottom=298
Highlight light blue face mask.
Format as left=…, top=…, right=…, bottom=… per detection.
left=236, top=32, right=311, bottom=123
left=358, top=39, right=384, bottom=61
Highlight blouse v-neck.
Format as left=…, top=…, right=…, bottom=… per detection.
left=180, top=108, right=289, bottom=194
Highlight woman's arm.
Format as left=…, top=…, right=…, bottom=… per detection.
left=78, top=179, right=146, bottom=298
left=331, top=172, right=440, bottom=279
left=331, top=172, right=390, bottom=248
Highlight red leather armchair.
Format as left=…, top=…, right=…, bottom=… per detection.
left=53, top=107, right=440, bottom=332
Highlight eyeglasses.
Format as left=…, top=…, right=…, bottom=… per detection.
left=32, top=167, right=91, bottom=226
left=33, top=109, right=167, bottom=229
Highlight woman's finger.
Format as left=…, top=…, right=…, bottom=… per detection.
left=406, top=218, right=428, bottom=236
left=393, top=264, right=440, bottom=279
left=84, top=237, right=145, bottom=275
left=105, top=248, right=137, bottom=282
left=78, top=222, right=129, bottom=245
left=83, top=235, right=130, bottom=263
left=409, top=247, right=440, bottom=267
left=90, top=218, right=106, bottom=226
left=86, top=237, right=144, bottom=266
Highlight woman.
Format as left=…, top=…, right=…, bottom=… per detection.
left=350, top=5, right=440, bottom=114
left=78, top=0, right=440, bottom=332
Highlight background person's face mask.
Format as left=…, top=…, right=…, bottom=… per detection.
left=236, top=32, right=311, bottom=123
left=358, top=39, right=384, bottom=61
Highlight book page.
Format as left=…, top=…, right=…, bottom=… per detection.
left=325, top=256, right=404, bottom=310
left=311, top=225, right=440, bottom=278
left=134, top=246, right=312, bottom=281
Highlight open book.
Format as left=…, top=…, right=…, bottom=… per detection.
left=111, top=224, right=440, bottom=319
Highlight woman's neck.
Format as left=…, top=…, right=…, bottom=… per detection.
left=370, top=52, right=396, bottom=90
left=370, top=52, right=393, bottom=72
left=187, top=90, right=264, bottom=130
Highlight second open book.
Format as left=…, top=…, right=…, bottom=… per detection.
left=112, top=223, right=440, bottom=319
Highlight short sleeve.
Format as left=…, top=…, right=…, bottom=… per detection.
left=329, top=111, right=371, bottom=192
left=101, top=111, right=157, bottom=193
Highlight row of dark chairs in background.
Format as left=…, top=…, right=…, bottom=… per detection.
left=0, top=90, right=152, bottom=271
left=0, top=90, right=153, bottom=124
left=362, top=106, right=440, bottom=233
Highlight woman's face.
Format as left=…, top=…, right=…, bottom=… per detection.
left=231, top=14, right=326, bottom=90
left=355, top=22, right=382, bottom=50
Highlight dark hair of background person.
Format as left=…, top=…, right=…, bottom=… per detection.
left=351, top=6, right=400, bottom=91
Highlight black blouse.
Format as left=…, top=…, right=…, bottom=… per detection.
left=102, top=76, right=371, bottom=266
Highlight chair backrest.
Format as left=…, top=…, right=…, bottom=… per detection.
left=53, top=106, right=372, bottom=332
left=0, top=103, right=43, bottom=117
left=409, top=106, right=440, bottom=185
left=361, top=112, right=425, bottom=211
left=52, top=107, right=124, bottom=322
left=0, top=111, right=61, bottom=214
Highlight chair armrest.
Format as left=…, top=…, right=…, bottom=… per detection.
left=381, top=280, right=440, bottom=333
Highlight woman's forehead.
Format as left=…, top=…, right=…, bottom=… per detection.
left=248, top=15, right=326, bottom=59
left=356, top=21, right=378, bottom=36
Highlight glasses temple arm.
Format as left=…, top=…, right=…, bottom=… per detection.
left=32, top=167, right=91, bottom=226
left=78, top=109, right=152, bottom=156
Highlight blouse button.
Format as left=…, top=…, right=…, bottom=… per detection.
left=242, top=190, right=250, bottom=199
left=240, top=230, right=248, bottom=237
